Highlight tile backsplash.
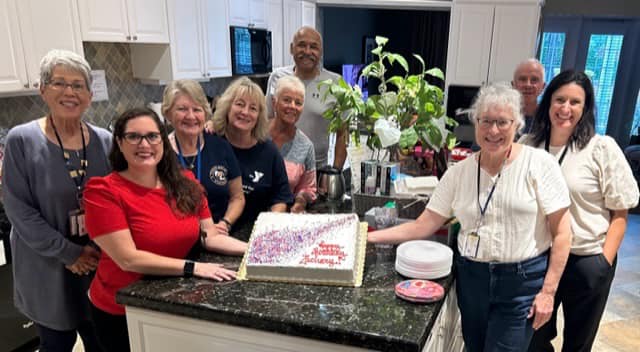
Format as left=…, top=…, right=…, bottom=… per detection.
left=0, top=42, right=236, bottom=130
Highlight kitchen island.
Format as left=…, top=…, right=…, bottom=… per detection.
left=117, top=200, right=463, bottom=352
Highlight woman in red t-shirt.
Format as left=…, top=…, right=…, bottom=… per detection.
left=84, top=107, right=247, bottom=351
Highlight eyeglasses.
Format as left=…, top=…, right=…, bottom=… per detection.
left=478, top=118, right=515, bottom=130
left=46, top=79, right=88, bottom=93
left=121, top=132, right=163, bottom=145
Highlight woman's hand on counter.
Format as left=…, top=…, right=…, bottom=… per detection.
left=214, top=221, right=229, bottom=235
left=194, top=262, right=236, bottom=281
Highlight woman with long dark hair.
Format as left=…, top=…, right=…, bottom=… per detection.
left=83, top=107, right=247, bottom=351
left=523, top=70, right=639, bottom=351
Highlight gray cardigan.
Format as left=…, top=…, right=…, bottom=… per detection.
left=2, top=120, right=111, bottom=330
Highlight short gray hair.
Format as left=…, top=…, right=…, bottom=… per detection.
left=39, top=49, right=92, bottom=90
left=274, top=75, right=305, bottom=99
left=513, top=58, right=545, bottom=81
left=470, top=82, right=524, bottom=133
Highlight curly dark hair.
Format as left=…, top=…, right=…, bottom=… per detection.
left=529, top=69, right=596, bottom=150
left=109, top=107, right=204, bottom=216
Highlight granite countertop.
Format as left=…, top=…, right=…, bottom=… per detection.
left=117, top=198, right=454, bottom=352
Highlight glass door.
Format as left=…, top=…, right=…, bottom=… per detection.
left=538, top=17, right=640, bottom=144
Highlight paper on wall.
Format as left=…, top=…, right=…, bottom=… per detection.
left=90, top=70, right=109, bottom=102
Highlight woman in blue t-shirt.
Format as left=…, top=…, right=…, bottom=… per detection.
left=212, top=77, right=293, bottom=231
left=162, top=79, right=245, bottom=234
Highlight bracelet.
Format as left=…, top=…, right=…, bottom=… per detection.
left=220, top=217, right=232, bottom=230
left=183, top=260, right=195, bottom=278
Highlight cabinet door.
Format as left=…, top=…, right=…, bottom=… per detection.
left=283, top=0, right=302, bottom=67
left=487, top=4, right=540, bottom=84
left=77, top=0, right=129, bottom=42
left=0, top=0, right=28, bottom=92
left=445, top=4, right=493, bottom=86
left=126, top=0, right=170, bottom=43
left=167, top=0, right=204, bottom=79
left=249, top=0, right=268, bottom=29
left=202, top=0, right=232, bottom=77
left=301, top=1, right=315, bottom=29
left=228, top=0, right=250, bottom=27
left=17, top=0, right=84, bottom=89
left=267, top=0, right=284, bottom=68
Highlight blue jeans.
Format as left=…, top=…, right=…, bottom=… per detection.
left=455, top=252, right=549, bottom=352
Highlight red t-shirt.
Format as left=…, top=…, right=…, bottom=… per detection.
left=84, top=172, right=210, bottom=315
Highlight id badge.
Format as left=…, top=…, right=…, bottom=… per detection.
left=463, top=232, right=480, bottom=258
left=69, top=209, right=88, bottom=237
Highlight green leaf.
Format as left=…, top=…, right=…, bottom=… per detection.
left=386, top=76, right=404, bottom=89
left=388, top=54, right=409, bottom=73
left=413, top=54, right=426, bottom=73
left=399, top=127, right=419, bottom=149
left=375, top=36, right=389, bottom=46
left=425, top=67, right=445, bottom=81
left=371, top=46, right=383, bottom=56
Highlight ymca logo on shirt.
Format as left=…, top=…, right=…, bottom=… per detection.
left=209, top=165, right=228, bottom=186
left=249, top=170, right=264, bottom=183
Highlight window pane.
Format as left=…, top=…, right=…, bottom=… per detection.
left=584, top=34, right=624, bottom=135
left=631, top=89, right=640, bottom=137
left=539, top=32, right=565, bottom=83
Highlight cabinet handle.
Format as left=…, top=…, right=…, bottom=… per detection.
left=23, top=83, right=29, bottom=88
left=206, top=73, right=211, bottom=77
left=126, top=35, right=131, bottom=40
left=32, top=82, right=39, bottom=88
left=133, top=35, right=138, bottom=41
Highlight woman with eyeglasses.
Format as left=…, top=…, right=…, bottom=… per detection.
left=83, top=107, right=247, bottom=351
left=523, top=70, right=639, bottom=352
left=2, top=49, right=109, bottom=351
left=212, top=77, right=293, bottom=232
left=368, top=83, right=572, bottom=351
left=162, top=80, right=244, bottom=235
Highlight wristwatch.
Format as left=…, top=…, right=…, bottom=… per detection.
left=220, top=217, right=232, bottom=231
left=183, top=260, right=195, bottom=278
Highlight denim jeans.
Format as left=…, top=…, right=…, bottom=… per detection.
left=455, top=252, right=549, bottom=352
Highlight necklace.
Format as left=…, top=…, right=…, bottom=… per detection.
left=183, top=155, right=197, bottom=169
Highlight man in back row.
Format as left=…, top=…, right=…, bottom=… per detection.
left=512, top=58, right=546, bottom=134
left=266, top=26, right=346, bottom=170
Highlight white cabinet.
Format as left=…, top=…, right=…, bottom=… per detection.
left=302, top=1, right=316, bottom=29
left=0, top=0, right=83, bottom=94
left=130, top=0, right=231, bottom=83
left=77, top=0, right=169, bottom=43
left=267, top=0, right=284, bottom=68
left=445, top=0, right=540, bottom=87
left=229, top=0, right=267, bottom=29
left=282, top=0, right=316, bottom=66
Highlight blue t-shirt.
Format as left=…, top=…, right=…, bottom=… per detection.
left=175, top=133, right=240, bottom=221
left=229, top=140, right=293, bottom=228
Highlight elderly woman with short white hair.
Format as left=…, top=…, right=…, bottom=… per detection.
left=3, top=49, right=110, bottom=351
left=268, top=75, right=316, bottom=213
left=369, top=83, right=572, bottom=351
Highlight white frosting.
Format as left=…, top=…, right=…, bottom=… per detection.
left=246, top=213, right=360, bottom=284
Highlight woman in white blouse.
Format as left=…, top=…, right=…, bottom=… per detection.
left=369, top=83, right=572, bottom=352
left=523, top=70, right=639, bottom=352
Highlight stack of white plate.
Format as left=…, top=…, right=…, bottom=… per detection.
left=395, top=240, right=453, bottom=279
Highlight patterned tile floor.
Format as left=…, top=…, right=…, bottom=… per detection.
left=71, top=214, right=640, bottom=352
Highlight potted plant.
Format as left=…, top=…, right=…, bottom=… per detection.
left=320, top=36, right=457, bottom=176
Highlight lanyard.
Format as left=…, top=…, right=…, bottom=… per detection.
left=49, top=115, right=88, bottom=201
left=476, top=146, right=511, bottom=223
left=544, top=137, right=569, bottom=165
left=176, top=134, right=201, bottom=181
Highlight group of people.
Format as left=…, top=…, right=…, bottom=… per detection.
left=3, top=25, right=341, bottom=352
left=2, top=24, right=638, bottom=352
left=370, top=60, right=639, bottom=351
